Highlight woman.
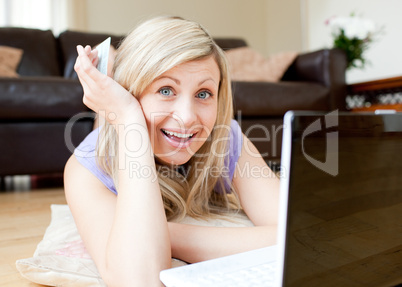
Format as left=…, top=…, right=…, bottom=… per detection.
left=64, top=16, right=279, bottom=287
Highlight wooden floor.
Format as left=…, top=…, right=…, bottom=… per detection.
left=1, top=177, right=401, bottom=286
left=0, top=187, right=67, bottom=286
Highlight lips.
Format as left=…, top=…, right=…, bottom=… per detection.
left=161, top=129, right=194, bottom=140
left=161, top=128, right=197, bottom=148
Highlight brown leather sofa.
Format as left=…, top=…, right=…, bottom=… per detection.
left=0, top=28, right=122, bottom=178
left=0, top=27, right=347, bottom=178
left=228, top=44, right=348, bottom=165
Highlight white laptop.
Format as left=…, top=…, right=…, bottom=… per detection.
left=160, top=110, right=402, bottom=287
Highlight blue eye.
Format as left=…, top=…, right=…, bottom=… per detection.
left=197, top=91, right=211, bottom=99
left=159, top=87, right=173, bottom=96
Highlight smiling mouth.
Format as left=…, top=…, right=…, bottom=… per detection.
left=161, top=129, right=195, bottom=141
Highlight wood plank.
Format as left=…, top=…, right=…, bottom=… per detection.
left=0, top=188, right=66, bottom=286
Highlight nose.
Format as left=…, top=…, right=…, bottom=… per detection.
left=172, top=96, right=197, bottom=128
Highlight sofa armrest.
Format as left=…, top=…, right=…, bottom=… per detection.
left=0, top=77, right=90, bottom=119
left=281, top=48, right=348, bottom=110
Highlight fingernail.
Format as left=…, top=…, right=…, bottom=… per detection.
left=76, top=45, right=83, bottom=54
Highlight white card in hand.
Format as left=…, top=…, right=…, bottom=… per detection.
left=96, top=37, right=111, bottom=75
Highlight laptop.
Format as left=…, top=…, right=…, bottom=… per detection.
left=160, top=110, right=402, bottom=287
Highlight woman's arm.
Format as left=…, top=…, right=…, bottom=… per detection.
left=66, top=45, right=171, bottom=287
left=233, top=134, right=280, bottom=227
left=168, top=134, right=280, bottom=263
left=106, top=124, right=171, bottom=285
left=168, top=224, right=276, bottom=263
left=65, top=155, right=171, bottom=286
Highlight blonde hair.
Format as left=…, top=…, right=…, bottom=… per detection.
left=97, top=16, right=240, bottom=220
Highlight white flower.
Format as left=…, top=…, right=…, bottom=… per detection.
left=328, top=16, right=376, bottom=40
left=326, top=13, right=381, bottom=70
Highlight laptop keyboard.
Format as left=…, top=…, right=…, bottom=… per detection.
left=192, top=261, right=277, bottom=287
left=160, top=245, right=278, bottom=287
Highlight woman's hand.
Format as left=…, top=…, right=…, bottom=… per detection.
left=74, top=45, right=143, bottom=126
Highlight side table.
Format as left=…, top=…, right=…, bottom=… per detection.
left=347, top=76, right=402, bottom=111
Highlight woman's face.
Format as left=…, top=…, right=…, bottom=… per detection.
left=139, top=56, right=220, bottom=165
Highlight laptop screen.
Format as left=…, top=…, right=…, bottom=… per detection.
left=281, top=111, right=402, bottom=286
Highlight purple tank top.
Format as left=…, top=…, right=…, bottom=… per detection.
left=74, top=119, right=243, bottom=194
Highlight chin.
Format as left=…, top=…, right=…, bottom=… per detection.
left=154, top=154, right=192, bottom=167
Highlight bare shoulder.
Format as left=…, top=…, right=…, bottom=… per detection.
left=64, top=155, right=114, bottom=199
left=234, top=134, right=278, bottom=181
left=64, top=154, right=117, bottom=220
left=232, top=134, right=280, bottom=226
left=64, top=154, right=87, bottom=191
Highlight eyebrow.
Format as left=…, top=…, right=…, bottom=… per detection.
left=155, top=76, right=218, bottom=87
left=156, top=76, right=180, bottom=85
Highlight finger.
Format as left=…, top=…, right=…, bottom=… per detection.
left=77, top=45, right=99, bottom=75
left=91, top=48, right=98, bottom=56
left=90, top=49, right=98, bottom=60
left=75, top=45, right=103, bottom=84
left=74, top=58, right=97, bottom=108
left=74, top=55, right=96, bottom=88
left=92, top=57, right=99, bottom=68
left=76, top=46, right=99, bottom=68
left=84, top=45, right=92, bottom=55
left=89, top=49, right=99, bottom=67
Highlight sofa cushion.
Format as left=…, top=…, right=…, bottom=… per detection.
left=58, top=30, right=124, bottom=79
left=0, top=28, right=61, bottom=77
left=232, top=81, right=329, bottom=116
left=0, top=77, right=88, bottom=119
left=226, top=47, right=297, bottom=82
left=0, top=46, right=23, bottom=77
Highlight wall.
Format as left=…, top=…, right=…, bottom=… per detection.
left=66, top=0, right=87, bottom=32
left=265, top=0, right=303, bottom=55
left=68, top=0, right=305, bottom=58
left=80, top=0, right=269, bottom=57
left=304, top=0, right=402, bottom=83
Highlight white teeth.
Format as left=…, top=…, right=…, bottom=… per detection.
left=163, top=129, right=193, bottom=139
